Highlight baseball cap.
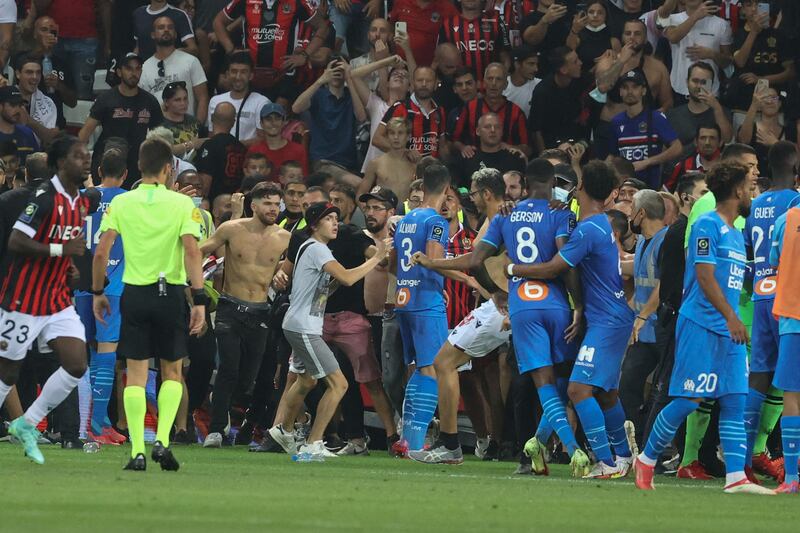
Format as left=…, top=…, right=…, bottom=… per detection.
left=619, top=69, right=647, bottom=87
left=305, top=201, right=341, bottom=228
left=0, top=85, right=24, bottom=105
left=358, top=186, right=398, bottom=209
left=621, top=177, right=648, bottom=190
left=554, top=164, right=578, bottom=185
left=116, top=52, right=143, bottom=70
left=260, top=102, right=287, bottom=120
left=512, top=45, right=539, bottom=63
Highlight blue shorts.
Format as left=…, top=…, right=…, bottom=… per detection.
left=511, top=309, right=576, bottom=374
left=669, top=315, right=747, bottom=398
left=773, top=333, right=800, bottom=392
left=397, top=311, right=448, bottom=368
left=750, top=299, right=780, bottom=373
left=75, top=294, right=121, bottom=344
left=569, top=322, right=632, bottom=391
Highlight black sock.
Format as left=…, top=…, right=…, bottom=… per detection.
left=441, top=432, right=459, bottom=450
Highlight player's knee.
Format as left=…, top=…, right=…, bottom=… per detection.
left=567, top=382, right=592, bottom=403
left=328, top=372, right=348, bottom=396
left=63, top=359, right=88, bottom=378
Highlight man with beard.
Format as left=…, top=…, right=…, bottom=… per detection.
left=79, top=53, right=163, bottom=188
left=199, top=182, right=291, bottom=447
left=0, top=86, right=39, bottom=165
left=665, top=124, right=721, bottom=191
left=206, top=53, right=270, bottom=145
left=503, top=170, right=527, bottom=202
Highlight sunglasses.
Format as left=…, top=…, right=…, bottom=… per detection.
left=158, top=60, right=165, bottom=77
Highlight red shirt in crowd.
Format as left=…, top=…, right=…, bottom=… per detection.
left=390, top=0, right=459, bottom=66
left=665, top=150, right=719, bottom=192
left=247, top=140, right=309, bottom=181
left=438, top=13, right=509, bottom=83
left=452, top=97, right=528, bottom=147
left=44, top=0, right=98, bottom=39
left=445, top=224, right=477, bottom=328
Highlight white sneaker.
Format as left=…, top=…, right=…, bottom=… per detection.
left=474, top=437, right=490, bottom=459
left=300, top=440, right=338, bottom=459
left=336, top=440, right=369, bottom=456
left=615, top=455, right=634, bottom=478
left=583, top=461, right=621, bottom=479
left=203, top=432, right=223, bottom=448
left=268, top=425, right=298, bottom=454
left=723, top=478, right=776, bottom=495
left=624, top=420, right=639, bottom=457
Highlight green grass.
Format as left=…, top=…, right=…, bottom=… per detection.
left=1, top=443, right=797, bottom=532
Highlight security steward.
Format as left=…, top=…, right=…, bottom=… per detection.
left=91, top=138, right=207, bottom=472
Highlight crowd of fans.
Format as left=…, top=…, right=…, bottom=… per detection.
left=0, top=0, right=799, bottom=478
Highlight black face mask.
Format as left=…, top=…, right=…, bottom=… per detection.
left=629, top=210, right=644, bottom=235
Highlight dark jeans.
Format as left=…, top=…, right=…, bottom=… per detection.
left=619, top=340, right=662, bottom=446
left=209, top=298, right=270, bottom=434
left=643, top=307, right=678, bottom=444
left=246, top=327, right=290, bottom=430
left=186, top=310, right=217, bottom=413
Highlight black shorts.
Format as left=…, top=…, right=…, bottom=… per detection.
left=118, top=283, right=188, bottom=362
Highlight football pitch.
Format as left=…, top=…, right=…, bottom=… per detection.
left=1, top=444, right=797, bottom=532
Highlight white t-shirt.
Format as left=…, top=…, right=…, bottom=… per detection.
left=139, top=50, right=207, bottom=114
left=28, top=89, right=57, bottom=144
left=207, top=91, right=270, bottom=142
left=503, top=76, right=540, bottom=118
left=361, top=92, right=390, bottom=173
left=282, top=239, right=336, bottom=335
left=666, top=12, right=733, bottom=96
left=0, top=0, right=16, bottom=23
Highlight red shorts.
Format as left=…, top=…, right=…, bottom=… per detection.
left=323, top=311, right=380, bottom=384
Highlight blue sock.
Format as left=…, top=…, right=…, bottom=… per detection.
left=603, top=399, right=632, bottom=458
left=781, top=415, right=800, bottom=484
left=574, top=397, right=614, bottom=466
left=643, top=398, right=698, bottom=462
left=90, top=351, right=116, bottom=434
left=405, top=371, right=438, bottom=451
left=401, top=381, right=417, bottom=441
left=534, top=378, right=570, bottom=444
left=718, top=394, right=747, bottom=476
left=536, top=384, right=578, bottom=455
left=743, top=387, right=766, bottom=467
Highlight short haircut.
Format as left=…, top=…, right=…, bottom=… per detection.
left=176, top=169, right=200, bottom=187
left=0, top=139, right=17, bottom=158
left=505, top=170, right=526, bottom=190
left=706, top=161, right=749, bottom=202
left=632, top=189, right=666, bottom=220
left=305, top=185, right=331, bottom=201
left=581, top=160, right=618, bottom=202
left=721, top=142, right=757, bottom=161
left=453, top=66, right=475, bottom=81
left=250, top=181, right=283, bottom=200
left=104, top=137, right=130, bottom=160
left=100, top=148, right=127, bottom=179
left=676, top=173, right=706, bottom=198
left=284, top=176, right=307, bottom=189
left=138, top=137, right=173, bottom=177
left=768, top=140, right=798, bottom=175
left=227, top=51, right=253, bottom=70
left=477, top=112, right=500, bottom=127
left=484, top=62, right=506, bottom=78
left=244, top=152, right=270, bottom=166
left=415, top=156, right=440, bottom=179
left=623, top=18, right=647, bottom=34
left=331, top=182, right=356, bottom=201
left=306, top=170, right=334, bottom=189
left=240, top=174, right=268, bottom=193
left=609, top=156, right=636, bottom=182
left=471, top=168, right=505, bottom=198
left=386, top=116, right=410, bottom=131
left=539, top=149, right=570, bottom=166
left=25, top=152, right=50, bottom=181
left=687, top=61, right=715, bottom=82
left=606, top=209, right=630, bottom=236
left=525, top=158, right=556, bottom=184
left=422, top=164, right=451, bottom=196
left=409, top=178, right=424, bottom=192
left=279, top=160, right=303, bottom=174
left=145, top=126, right=174, bottom=145
left=549, top=46, right=572, bottom=72
left=695, top=123, right=721, bottom=139
left=12, top=52, right=41, bottom=72
left=46, top=134, right=81, bottom=172
left=659, top=191, right=679, bottom=216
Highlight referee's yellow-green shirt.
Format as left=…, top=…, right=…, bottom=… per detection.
left=100, top=184, right=201, bottom=286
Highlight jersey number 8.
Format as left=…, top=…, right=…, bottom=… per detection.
left=515, top=227, right=539, bottom=263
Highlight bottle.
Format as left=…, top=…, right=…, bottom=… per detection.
left=42, top=56, right=55, bottom=94
left=158, top=272, right=167, bottom=297
left=83, top=441, right=101, bottom=453
left=291, top=452, right=324, bottom=463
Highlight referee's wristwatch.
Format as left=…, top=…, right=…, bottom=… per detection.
left=191, top=288, right=210, bottom=307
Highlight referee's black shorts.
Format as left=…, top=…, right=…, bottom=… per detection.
left=118, top=283, right=188, bottom=362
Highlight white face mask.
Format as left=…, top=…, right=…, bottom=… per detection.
left=552, top=187, right=571, bottom=203
left=585, top=23, right=607, bottom=32
left=192, top=196, right=202, bottom=208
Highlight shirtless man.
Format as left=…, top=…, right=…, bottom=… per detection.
left=200, top=182, right=291, bottom=447
left=595, top=19, right=673, bottom=122
left=358, top=117, right=416, bottom=203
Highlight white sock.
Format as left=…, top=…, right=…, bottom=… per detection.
left=637, top=452, right=657, bottom=466
left=0, top=378, right=12, bottom=408
left=725, top=471, right=746, bottom=486
left=23, top=367, right=81, bottom=426
left=77, top=371, right=91, bottom=439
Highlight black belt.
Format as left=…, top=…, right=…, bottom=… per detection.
left=220, top=295, right=271, bottom=315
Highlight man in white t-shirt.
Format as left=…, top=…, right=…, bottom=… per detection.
left=207, top=52, right=270, bottom=145
left=139, top=16, right=209, bottom=123
left=664, top=0, right=733, bottom=98
left=14, top=54, right=58, bottom=146
left=503, top=45, right=541, bottom=118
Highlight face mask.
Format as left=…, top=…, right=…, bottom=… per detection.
left=629, top=211, right=643, bottom=235
left=553, top=187, right=570, bottom=203
left=585, top=23, right=607, bottom=32
left=192, top=196, right=202, bottom=208
left=590, top=86, right=608, bottom=103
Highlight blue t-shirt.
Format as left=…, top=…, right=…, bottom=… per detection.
left=394, top=207, right=448, bottom=314
left=77, top=186, right=126, bottom=297
left=308, top=86, right=357, bottom=170
left=610, top=108, right=678, bottom=188
left=0, top=125, right=40, bottom=164
left=681, top=211, right=747, bottom=336
left=558, top=213, right=634, bottom=328
left=482, top=199, right=575, bottom=317
left=770, top=209, right=800, bottom=335
left=744, top=189, right=800, bottom=301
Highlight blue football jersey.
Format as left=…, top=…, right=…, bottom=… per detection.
left=744, top=189, right=800, bottom=301
left=482, top=199, right=575, bottom=317
left=558, top=213, right=634, bottom=328
left=83, top=186, right=126, bottom=296
left=681, top=211, right=747, bottom=336
left=394, top=207, right=449, bottom=313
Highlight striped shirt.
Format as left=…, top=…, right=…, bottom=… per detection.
left=452, top=97, right=528, bottom=147
left=381, top=95, right=447, bottom=158
left=438, top=14, right=509, bottom=83
left=445, top=224, right=477, bottom=328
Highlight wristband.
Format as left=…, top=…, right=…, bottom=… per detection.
left=506, top=263, right=515, bottom=278
left=636, top=315, right=646, bottom=321
left=191, top=288, right=210, bottom=307
left=49, top=243, right=63, bottom=257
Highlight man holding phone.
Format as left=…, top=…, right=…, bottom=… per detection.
left=390, top=0, right=459, bottom=67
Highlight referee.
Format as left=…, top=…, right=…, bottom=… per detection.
left=91, top=138, right=207, bottom=472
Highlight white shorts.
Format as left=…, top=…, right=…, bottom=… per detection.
left=0, top=306, right=86, bottom=361
left=447, top=300, right=510, bottom=358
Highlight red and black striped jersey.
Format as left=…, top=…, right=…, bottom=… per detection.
left=223, top=0, right=317, bottom=69
left=0, top=177, right=91, bottom=316
left=438, top=14, right=509, bottom=83
left=664, top=150, right=718, bottom=192
left=452, top=97, right=529, bottom=147
left=495, top=0, right=537, bottom=31
left=445, top=224, right=477, bottom=328
left=294, top=18, right=334, bottom=89
left=381, top=96, right=447, bottom=158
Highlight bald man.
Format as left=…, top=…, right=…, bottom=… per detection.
left=195, top=102, right=247, bottom=202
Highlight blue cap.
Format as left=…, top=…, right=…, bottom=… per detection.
left=260, top=103, right=287, bottom=119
